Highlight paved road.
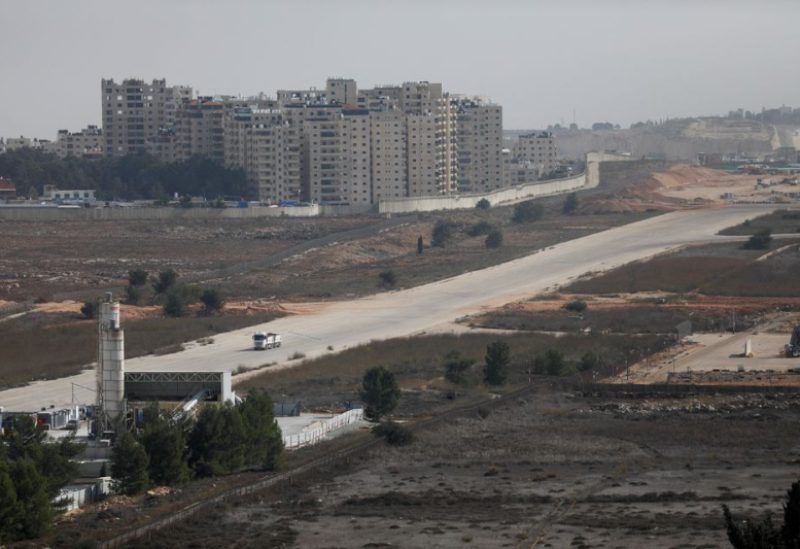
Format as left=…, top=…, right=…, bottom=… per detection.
left=0, top=206, right=777, bottom=412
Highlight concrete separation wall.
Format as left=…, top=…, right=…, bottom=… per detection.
left=377, top=151, right=634, bottom=214
left=0, top=151, right=635, bottom=220
left=0, top=204, right=320, bottom=221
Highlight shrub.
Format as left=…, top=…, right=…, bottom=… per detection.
left=128, top=269, right=148, bottom=287
left=743, top=228, right=772, bottom=250
left=476, top=198, right=491, bottom=210
left=163, top=291, right=187, bottom=318
left=467, top=221, right=493, bottom=237
left=378, top=270, right=397, bottom=289
left=200, top=288, right=225, bottom=315
left=124, top=285, right=142, bottom=305
left=578, top=351, right=604, bottom=372
left=534, top=349, right=567, bottom=376
left=360, top=366, right=400, bottom=421
left=431, top=220, right=454, bottom=247
left=152, top=269, right=178, bottom=295
left=512, top=201, right=544, bottom=223
left=443, top=350, right=474, bottom=385
left=80, top=301, right=96, bottom=320
left=564, top=300, right=587, bottom=312
left=485, top=229, right=503, bottom=249
left=562, top=192, right=578, bottom=215
left=372, top=421, right=414, bottom=446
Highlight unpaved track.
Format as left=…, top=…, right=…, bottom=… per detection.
left=0, top=206, right=777, bottom=411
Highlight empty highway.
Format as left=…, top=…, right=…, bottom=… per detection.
left=0, top=205, right=777, bottom=412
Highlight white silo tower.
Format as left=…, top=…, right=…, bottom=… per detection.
left=96, top=293, right=125, bottom=430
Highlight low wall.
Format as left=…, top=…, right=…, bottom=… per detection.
left=0, top=204, right=320, bottom=221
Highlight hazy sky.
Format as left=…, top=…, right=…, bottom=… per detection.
left=1, top=0, right=798, bottom=138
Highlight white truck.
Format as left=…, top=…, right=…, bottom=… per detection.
left=253, top=332, right=282, bottom=350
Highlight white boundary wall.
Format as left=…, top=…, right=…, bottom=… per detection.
left=282, top=408, right=364, bottom=449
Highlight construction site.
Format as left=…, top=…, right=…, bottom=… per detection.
left=2, top=157, right=800, bottom=547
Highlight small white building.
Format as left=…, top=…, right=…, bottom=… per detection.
left=43, top=185, right=96, bottom=203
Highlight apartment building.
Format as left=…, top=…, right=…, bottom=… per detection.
left=456, top=97, right=503, bottom=193
left=101, top=78, right=191, bottom=158
left=53, top=125, right=103, bottom=158
left=370, top=108, right=407, bottom=201
left=515, top=131, right=558, bottom=177
left=174, top=98, right=225, bottom=163
left=223, top=106, right=298, bottom=203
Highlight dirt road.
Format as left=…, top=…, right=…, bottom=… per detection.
left=0, top=205, right=777, bottom=412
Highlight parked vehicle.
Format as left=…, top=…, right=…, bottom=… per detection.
left=253, top=332, right=282, bottom=350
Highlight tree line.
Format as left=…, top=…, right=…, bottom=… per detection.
left=0, top=417, right=82, bottom=543
left=0, top=148, right=254, bottom=201
left=112, top=391, right=283, bottom=496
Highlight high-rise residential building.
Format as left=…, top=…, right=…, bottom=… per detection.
left=515, top=131, right=558, bottom=177
left=53, top=125, right=104, bottom=158
left=223, top=106, right=297, bottom=203
left=341, top=108, right=372, bottom=205
left=326, top=78, right=358, bottom=105
left=96, top=76, right=509, bottom=205
left=101, top=78, right=191, bottom=158
left=455, top=97, right=503, bottom=193
left=370, top=108, right=407, bottom=201
left=174, top=98, right=225, bottom=163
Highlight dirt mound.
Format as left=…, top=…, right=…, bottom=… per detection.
left=649, top=165, right=730, bottom=189
left=582, top=165, right=733, bottom=213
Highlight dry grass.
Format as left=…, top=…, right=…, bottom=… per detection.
left=719, top=209, right=800, bottom=236
left=470, top=306, right=755, bottom=334
left=566, top=241, right=800, bottom=297
left=240, top=332, right=669, bottom=413
left=0, top=311, right=282, bottom=388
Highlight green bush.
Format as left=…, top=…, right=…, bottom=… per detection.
left=743, top=228, right=772, bottom=250
left=128, top=269, right=148, bottom=287
left=124, top=285, right=142, bottom=305
left=466, top=221, right=493, bottom=237
left=476, top=198, right=491, bottom=210
left=372, top=421, right=414, bottom=446
left=443, top=350, right=475, bottom=385
left=512, top=201, right=544, bottom=223
left=431, top=220, right=454, bottom=247
left=485, top=229, right=504, bottom=249
left=378, top=270, right=397, bottom=289
left=564, top=300, right=588, bottom=312
left=562, top=192, right=578, bottom=215
left=152, top=269, right=178, bottom=295
left=200, top=288, right=225, bottom=315
left=80, top=301, right=96, bottom=320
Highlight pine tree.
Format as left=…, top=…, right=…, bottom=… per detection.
left=360, top=367, right=400, bottom=422
left=238, top=391, right=284, bottom=470
left=110, top=430, right=150, bottom=496
left=140, top=415, right=190, bottom=486
left=484, top=341, right=510, bottom=386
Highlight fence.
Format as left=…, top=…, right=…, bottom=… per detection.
left=282, top=408, right=364, bottom=449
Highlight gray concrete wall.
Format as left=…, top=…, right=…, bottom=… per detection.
left=376, top=151, right=633, bottom=214
left=0, top=204, right=320, bottom=221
